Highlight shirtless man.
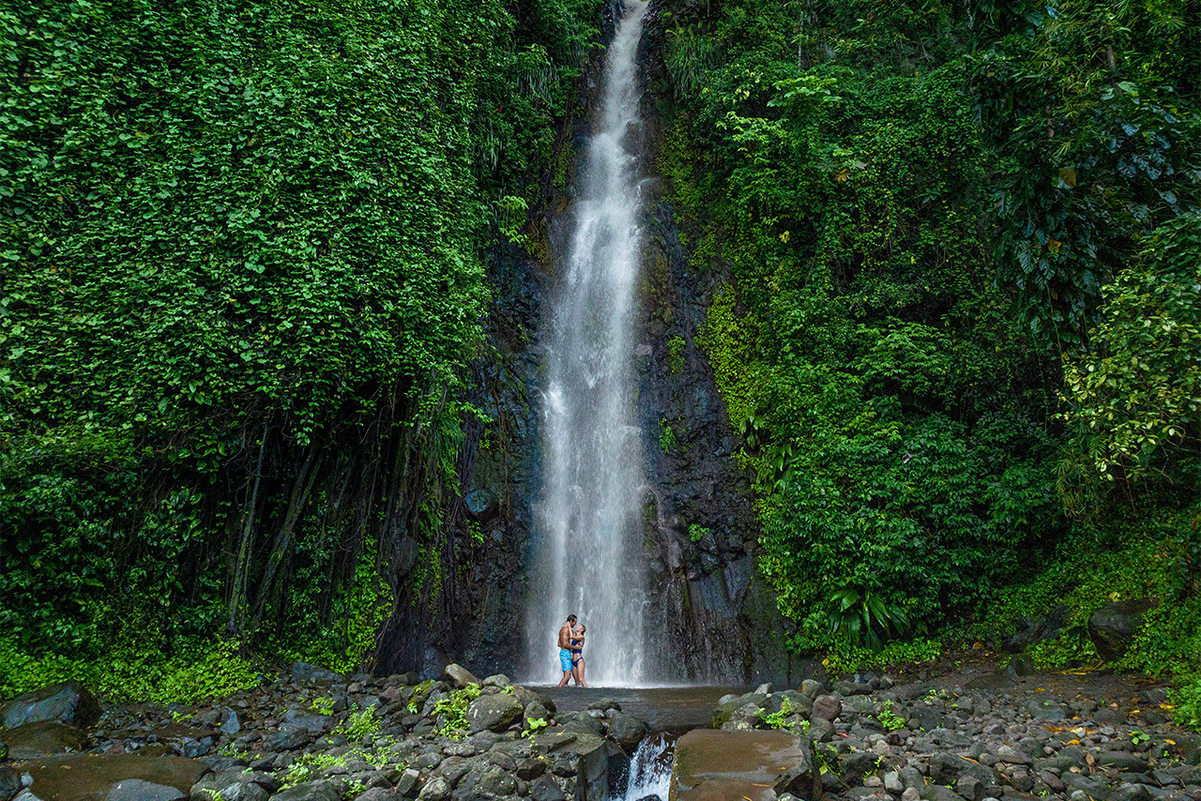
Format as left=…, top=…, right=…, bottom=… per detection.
left=557, top=614, right=578, bottom=687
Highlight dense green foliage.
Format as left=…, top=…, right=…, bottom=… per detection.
left=0, top=0, right=597, bottom=698
left=658, top=0, right=1199, bottom=661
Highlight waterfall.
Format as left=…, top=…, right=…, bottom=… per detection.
left=621, top=734, right=674, bottom=801
left=524, top=0, right=652, bottom=687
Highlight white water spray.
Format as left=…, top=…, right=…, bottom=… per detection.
left=524, top=0, right=652, bottom=686
left=621, top=735, right=674, bottom=801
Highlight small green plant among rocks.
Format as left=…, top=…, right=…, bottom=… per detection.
left=877, top=701, right=907, bottom=731
left=434, top=684, right=483, bottom=739
left=1170, top=676, right=1201, bottom=731
left=311, top=696, right=335, bottom=715
left=335, top=705, right=380, bottom=740
left=523, top=717, right=549, bottom=737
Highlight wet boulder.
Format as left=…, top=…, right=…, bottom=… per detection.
left=0, top=722, right=87, bottom=760
left=289, top=662, right=344, bottom=684
left=0, top=681, right=101, bottom=729
left=20, top=754, right=206, bottom=801
left=670, top=729, right=822, bottom=801
left=441, top=664, right=480, bottom=690
left=606, top=712, right=649, bottom=752
left=464, top=693, right=523, bottom=733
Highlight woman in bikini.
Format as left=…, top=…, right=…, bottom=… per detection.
left=570, top=624, right=588, bottom=687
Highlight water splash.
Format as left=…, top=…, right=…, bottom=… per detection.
left=524, top=0, right=652, bottom=687
left=621, top=734, right=674, bottom=801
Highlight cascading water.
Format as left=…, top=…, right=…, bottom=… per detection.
left=620, top=735, right=674, bottom=801
left=524, top=0, right=652, bottom=686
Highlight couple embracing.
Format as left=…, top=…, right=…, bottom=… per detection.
left=556, top=614, right=589, bottom=687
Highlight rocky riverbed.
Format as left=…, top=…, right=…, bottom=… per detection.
left=1, top=659, right=1199, bottom=801
left=709, top=669, right=1201, bottom=801
left=0, top=663, right=647, bottom=801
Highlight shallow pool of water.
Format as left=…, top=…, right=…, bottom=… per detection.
left=531, top=685, right=751, bottom=733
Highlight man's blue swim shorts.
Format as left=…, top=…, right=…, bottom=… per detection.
left=559, top=648, right=572, bottom=672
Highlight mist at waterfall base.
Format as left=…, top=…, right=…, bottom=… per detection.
left=522, top=0, right=656, bottom=688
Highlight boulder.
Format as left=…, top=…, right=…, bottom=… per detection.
left=464, top=694, right=522, bottom=733
left=269, top=782, right=341, bottom=801
left=811, top=695, right=842, bottom=723
left=670, top=729, right=821, bottom=801
left=606, top=713, right=648, bottom=752
left=441, top=664, right=480, bottom=690
left=0, top=682, right=101, bottom=729
left=1004, top=605, right=1069, bottom=652
left=0, top=766, right=22, bottom=801
left=289, top=662, right=344, bottom=684
left=529, top=775, right=565, bottom=801
left=0, top=722, right=87, bottom=760
left=1089, top=599, right=1157, bottom=662
left=106, top=780, right=186, bottom=801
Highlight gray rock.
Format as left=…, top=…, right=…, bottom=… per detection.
left=289, top=662, right=344, bottom=684
left=441, top=665, right=480, bottom=690
left=882, top=771, right=903, bottom=793
left=395, top=769, right=421, bottom=798
left=957, top=777, right=985, bottom=801
left=1025, top=698, right=1065, bottom=721
left=908, top=707, right=952, bottom=731
left=587, top=698, right=621, bottom=713
left=529, top=776, right=565, bottom=801
left=606, top=713, right=649, bottom=752
left=0, top=767, right=21, bottom=801
left=354, top=790, right=399, bottom=801
left=1098, top=752, right=1150, bottom=773
left=902, top=789, right=921, bottom=801
left=266, top=728, right=310, bottom=751
left=919, top=786, right=967, bottom=801
left=812, top=695, right=843, bottom=722
left=964, top=674, right=1017, bottom=692
left=269, top=781, right=341, bottom=801
left=1108, top=785, right=1153, bottom=801
left=475, top=766, right=517, bottom=796
left=106, top=780, right=187, bottom=801
left=844, top=751, right=883, bottom=780
left=808, top=718, right=834, bottom=742
left=481, top=675, right=510, bottom=688
left=0, top=682, right=101, bottom=729
left=220, top=709, right=241, bottom=735
left=1088, top=599, right=1157, bottom=662
left=416, top=777, right=450, bottom=801
left=800, top=680, right=823, bottom=699
left=464, top=694, right=523, bottom=733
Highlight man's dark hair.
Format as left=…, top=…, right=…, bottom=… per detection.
left=567, top=614, right=577, bottom=623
